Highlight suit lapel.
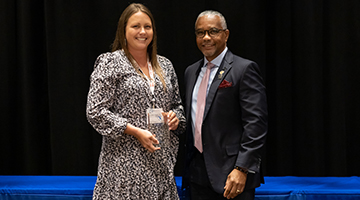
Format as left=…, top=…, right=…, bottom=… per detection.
left=203, top=51, right=234, bottom=119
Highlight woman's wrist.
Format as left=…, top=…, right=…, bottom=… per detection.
left=124, top=123, right=139, bottom=137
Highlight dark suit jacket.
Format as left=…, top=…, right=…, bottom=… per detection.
left=182, top=50, right=268, bottom=194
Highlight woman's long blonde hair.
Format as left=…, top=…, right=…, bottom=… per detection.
left=112, top=3, right=166, bottom=90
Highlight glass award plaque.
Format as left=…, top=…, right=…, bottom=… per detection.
left=146, top=108, right=169, bottom=147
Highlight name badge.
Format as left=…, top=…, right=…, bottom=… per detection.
left=146, top=108, right=164, bottom=125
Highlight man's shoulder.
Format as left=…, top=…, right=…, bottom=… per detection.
left=185, top=59, right=203, bottom=73
left=188, top=59, right=203, bottom=68
left=226, top=50, right=256, bottom=66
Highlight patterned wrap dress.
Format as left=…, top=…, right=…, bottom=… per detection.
left=86, top=50, right=186, bottom=200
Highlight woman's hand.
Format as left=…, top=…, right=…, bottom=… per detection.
left=124, top=124, right=160, bottom=152
left=135, top=129, right=160, bottom=153
left=163, top=110, right=179, bottom=131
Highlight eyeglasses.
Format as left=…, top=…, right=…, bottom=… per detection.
left=195, top=28, right=227, bottom=38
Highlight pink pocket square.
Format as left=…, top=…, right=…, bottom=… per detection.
left=218, top=79, right=233, bottom=89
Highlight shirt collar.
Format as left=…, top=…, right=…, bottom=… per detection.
left=203, top=46, right=228, bottom=67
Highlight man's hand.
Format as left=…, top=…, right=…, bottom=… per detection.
left=223, top=168, right=247, bottom=199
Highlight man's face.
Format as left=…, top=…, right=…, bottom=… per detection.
left=195, top=15, right=229, bottom=61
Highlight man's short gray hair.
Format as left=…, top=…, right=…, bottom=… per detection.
left=195, top=10, right=227, bottom=30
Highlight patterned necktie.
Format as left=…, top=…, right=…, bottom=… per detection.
left=194, top=62, right=214, bottom=153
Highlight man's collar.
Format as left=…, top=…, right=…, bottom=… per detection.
left=204, top=46, right=228, bottom=67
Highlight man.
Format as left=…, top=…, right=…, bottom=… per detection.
left=182, top=10, right=268, bottom=200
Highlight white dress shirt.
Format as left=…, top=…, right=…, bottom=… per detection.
left=191, top=47, right=228, bottom=138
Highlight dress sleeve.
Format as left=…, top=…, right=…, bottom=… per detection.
left=86, top=53, right=127, bottom=138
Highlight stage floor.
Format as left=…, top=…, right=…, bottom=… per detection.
left=255, top=176, right=360, bottom=200
left=1, top=176, right=360, bottom=200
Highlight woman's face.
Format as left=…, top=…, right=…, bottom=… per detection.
left=126, top=11, right=153, bottom=53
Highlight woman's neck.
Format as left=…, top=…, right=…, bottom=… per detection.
left=129, top=49, right=148, bottom=68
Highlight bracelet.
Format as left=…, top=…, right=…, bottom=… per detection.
left=234, top=166, right=248, bottom=174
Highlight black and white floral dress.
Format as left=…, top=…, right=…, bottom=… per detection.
left=86, top=50, right=186, bottom=200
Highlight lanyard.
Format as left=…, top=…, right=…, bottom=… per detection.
left=136, top=60, right=156, bottom=107
left=143, top=61, right=155, bottom=95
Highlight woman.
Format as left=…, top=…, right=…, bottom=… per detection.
left=86, top=3, right=185, bottom=199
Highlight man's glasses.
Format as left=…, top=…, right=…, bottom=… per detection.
left=195, top=28, right=227, bottom=38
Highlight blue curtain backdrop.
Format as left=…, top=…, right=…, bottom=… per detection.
left=1, top=0, right=359, bottom=176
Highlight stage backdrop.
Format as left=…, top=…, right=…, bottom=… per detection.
left=1, top=0, right=359, bottom=176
